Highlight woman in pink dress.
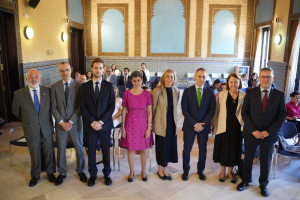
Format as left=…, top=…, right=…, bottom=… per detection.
left=120, top=71, right=154, bottom=182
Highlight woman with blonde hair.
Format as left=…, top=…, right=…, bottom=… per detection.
left=212, top=73, right=245, bottom=183
left=152, top=69, right=180, bottom=180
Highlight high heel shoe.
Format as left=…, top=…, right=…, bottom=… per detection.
left=141, top=171, right=147, bottom=182
left=219, top=173, right=225, bottom=182
left=128, top=173, right=134, bottom=182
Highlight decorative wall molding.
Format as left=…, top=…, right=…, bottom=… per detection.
left=85, top=0, right=92, bottom=56
left=245, top=0, right=255, bottom=58
left=207, top=5, right=241, bottom=58
left=97, top=4, right=129, bottom=56
left=147, top=0, right=190, bottom=57
left=134, top=0, right=141, bottom=56
left=194, top=0, right=203, bottom=57
left=0, top=0, right=22, bottom=62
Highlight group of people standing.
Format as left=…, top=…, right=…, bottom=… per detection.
left=13, top=57, right=288, bottom=198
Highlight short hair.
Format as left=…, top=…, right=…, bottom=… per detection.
left=226, top=73, right=243, bottom=90
left=160, top=69, right=177, bottom=87
left=58, top=62, right=70, bottom=69
left=124, top=68, right=129, bottom=72
left=195, top=68, right=206, bottom=74
left=106, top=67, right=112, bottom=72
left=252, top=78, right=259, bottom=84
left=141, top=63, right=146, bottom=66
left=75, top=71, right=81, bottom=75
left=130, top=71, right=142, bottom=80
left=221, top=83, right=226, bottom=86
left=260, top=68, right=274, bottom=77
left=290, top=90, right=300, bottom=98
left=91, top=57, right=104, bottom=68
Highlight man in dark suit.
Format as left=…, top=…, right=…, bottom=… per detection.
left=117, top=68, right=133, bottom=89
left=51, top=62, right=86, bottom=186
left=103, top=67, right=117, bottom=86
left=181, top=68, right=216, bottom=181
left=79, top=57, right=115, bottom=186
left=12, top=69, right=56, bottom=187
left=237, top=68, right=286, bottom=197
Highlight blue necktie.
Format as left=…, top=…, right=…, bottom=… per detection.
left=65, top=82, right=69, bottom=106
left=33, top=90, right=40, bottom=113
left=95, top=82, right=100, bottom=103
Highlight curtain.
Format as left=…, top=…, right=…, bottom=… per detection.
left=285, top=20, right=300, bottom=102
left=253, top=28, right=263, bottom=73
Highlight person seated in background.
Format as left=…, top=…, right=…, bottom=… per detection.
left=103, top=67, right=118, bottom=86
left=140, top=70, right=148, bottom=86
left=250, top=79, right=260, bottom=88
left=141, top=63, right=150, bottom=83
left=215, top=83, right=226, bottom=100
left=210, top=79, right=221, bottom=96
left=79, top=75, right=87, bottom=83
left=248, top=72, right=258, bottom=88
left=286, top=91, right=300, bottom=145
left=150, top=78, right=160, bottom=94
left=86, top=71, right=92, bottom=81
left=117, top=68, right=133, bottom=90
left=241, top=73, right=248, bottom=88
left=75, top=71, right=81, bottom=81
left=111, top=64, right=120, bottom=76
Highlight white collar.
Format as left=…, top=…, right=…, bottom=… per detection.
left=260, top=86, right=271, bottom=93
left=93, top=78, right=102, bottom=85
left=63, top=79, right=71, bottom=85
left=29, top=85, right=40, bottom=92
left=195, top=84, right=204, bottom=90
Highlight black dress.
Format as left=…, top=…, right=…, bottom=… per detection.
left=155, top=87, right=178, bottom=167
left=213, top=93, right=242, bottom=167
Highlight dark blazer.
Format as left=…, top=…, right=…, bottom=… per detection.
left=242, top=87, right=286, bottom=143
left=79, top=80, right=115, bottom=132
left=117, top=75, right=133, bottom=89
left=12, top=86, right=54, bottom=141
left=181, top=85, right=216, bottom=134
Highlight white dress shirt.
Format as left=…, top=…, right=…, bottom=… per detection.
left=28, top=85, right=41, bottom=105
left=63, top=79, right=72, bottom=92
left=107, top=75, right=111, bottom=82
left=260, top=86, right=271, bottom=102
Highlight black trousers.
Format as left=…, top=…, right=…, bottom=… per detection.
left=183, top=131, right=208, bottom=174
left=86, top=130, right=111, bottom=177
left=242, top=138, right=273, bottom=187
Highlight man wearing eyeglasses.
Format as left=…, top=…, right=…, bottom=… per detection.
left=237, top=68, right=286, bottom=197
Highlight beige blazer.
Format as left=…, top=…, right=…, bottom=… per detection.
left=212, top=90, right=245, bottom=135
left=152, top=85, right=180, bottom=137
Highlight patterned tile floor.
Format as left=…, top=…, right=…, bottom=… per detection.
left=0, top=91, right=300, bottom=200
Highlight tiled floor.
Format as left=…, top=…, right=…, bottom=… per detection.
left=1, top=95, right=300, bottom=200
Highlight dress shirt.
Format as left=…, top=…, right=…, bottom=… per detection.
left=286, top=101, right=300, bottom=118
left=62, top=79, right=71, bottom=92
left=107, top=75, right=111, bottom=82
left=260, top=86, right=271, bottom=102
left=28, top=85, right=41, bottom=105
left=92, top=78, right=104, bottom=125
left=194, top=84, right=204, bottom=127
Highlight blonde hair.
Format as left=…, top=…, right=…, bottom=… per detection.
left=160, top=69, right=177, bottom=87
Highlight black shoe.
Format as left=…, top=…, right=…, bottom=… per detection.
left=128, top=173, right=135, bottom=182
left=141, top=171, right=148, bottom=182
left=104, top=176, right=112, bottom=186
left=29, top=177, right=40, bottom=187
left=163, top=172, right=172, bottom=181
left=198, top=172, right=206, bottom=181
left=55, top=175, right=66, bottom=186
left=157, top=171, right=166, bottom=180
left=87, top=176, right=97, bottom=187
left=78, top=172, right=87, bottom=183
left=236, top=181, right=249, bottom=191
left=47, top=173, right=56, bottom=183
left=259, top=185, right=269, bottom=197
left=181, top=173, right=188, bottom=181
left=219, top=173, right=225, bottom=183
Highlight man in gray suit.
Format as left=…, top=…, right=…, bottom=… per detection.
left=103, top=67, right=118, bottom=86
left=51, top=62, right=86, bottom=186
left=12, top=69, right=56, bottom=187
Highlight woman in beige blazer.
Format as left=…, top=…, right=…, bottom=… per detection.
left=212, top=73, right=245, bottom=183
left=152, top=69, right=180, bottom=181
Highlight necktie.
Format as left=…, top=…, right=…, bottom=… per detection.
left=125, top=76, right=127, bottom=87
left=33, top=90, right=40, bottom=113
left=262, top=90, right=268, bottom=113
left=197, top=88, right=202, bottom=107
left=65, top=82, right=69, bottom=106
left=95, top=82, right=100, bottom=102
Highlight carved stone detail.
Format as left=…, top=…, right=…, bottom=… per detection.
left=245, top=0, right=254, bottom=58
left=135, top=0, right=141, bottom=56
left=150, top=0, right=188, bottom=19
left=85, top=0, right=92, bottom=56
left=194, top=0, right=203, bottom=57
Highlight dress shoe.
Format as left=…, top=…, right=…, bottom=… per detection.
left=259, top=185, right=269, bottom=197
left=164, top=172, right=172, bottom=181
left=55, top=175, right=66, bottom=186
left=219, top=173, right=225, bottom=182
left=181, top=173, right=188, bottom=181
left=29, top=177, right=40, bottom=187
left=104, top=176, right=112, bottom=186
left=47, top=173, right=56, bottom=183
left=78, top=172, right=87, bottom=182
left=236, top=181, right=249, bottom=191
left=198, top=172, right=206, bottom=181
left=157, top=171, right=166, bottom=180
left=141, top=171, right=147, bottom=182
left=87, top=176, right=97, bottom=186
left=128, top=173, right=135, bottom=182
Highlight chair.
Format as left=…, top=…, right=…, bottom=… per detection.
left=156, top=72, right=163, bottom=77
left=117, top=86, right=126, bottom=98
left=273, top=122, right=300, bottom=178
left=149, top=72, right=156, bottom=77
left=112, top=123, right=122, bottom=171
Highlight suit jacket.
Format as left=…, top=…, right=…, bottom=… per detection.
left=152, top=85, right=180, bottom=137
left=51, top=79, right=82, bottom=131
left=181, top=85, right=216, bottom=134
left=79, top=79, right=115, bottom=132
left=12, top=86, right=54, bottom=141
left=212, top=90, right=245, bottom=135
left=117, top=75, right=133, bottom=89
left=242, top=87, right=286, bottom=143
left=103, top=74, right=118, bottom=86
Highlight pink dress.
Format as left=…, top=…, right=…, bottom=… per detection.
left=120, top=90, right=154, bottom=151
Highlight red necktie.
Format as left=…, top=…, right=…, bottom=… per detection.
left=262, top=90, right=268, bottom=113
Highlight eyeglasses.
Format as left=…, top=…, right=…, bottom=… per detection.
left=132, top=80, right=142, bottom=83
left=259, top=76, right=272, bottom=79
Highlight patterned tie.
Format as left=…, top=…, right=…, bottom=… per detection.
left=65, top=82, right=69, bottom=106
left=124, top=76, right=127, bottom=87
left=262, top=90, right=268, bottom=113
left=95, top=82, right=100, bottom=102
left=197, top=88, right=202, bottom=107
left=33, top=90, right=40, bottom=113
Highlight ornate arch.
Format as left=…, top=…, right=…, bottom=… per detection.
left=150, top=0, right=188, bottom=19
left=207, top=5, right=241, bottom=58
left=212, top=10, right=236, bottom=25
